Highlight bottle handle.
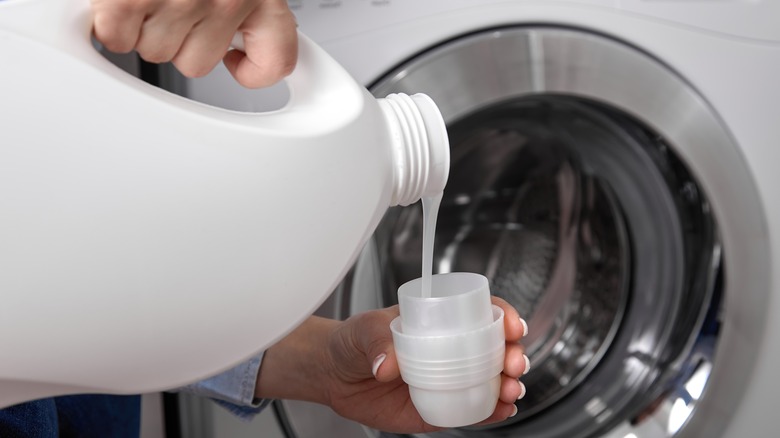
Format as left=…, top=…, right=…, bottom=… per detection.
left=229, top=31, right=361, bottom=114
left=0, top=0, right=365, bottom=125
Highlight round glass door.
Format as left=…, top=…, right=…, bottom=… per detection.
left=278, top=26, right=769, bottom=438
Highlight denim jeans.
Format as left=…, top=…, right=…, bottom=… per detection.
left=0, top=395, right=140, bottom=438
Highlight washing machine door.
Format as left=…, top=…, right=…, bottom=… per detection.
left=277, top=27, right=768, bottom=438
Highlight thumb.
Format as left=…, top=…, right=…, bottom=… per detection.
left=370, top=346, right=400, bottom=383
left=358, top=307, right=401, bottom=383
left=224, top=1, right=297, bottom=89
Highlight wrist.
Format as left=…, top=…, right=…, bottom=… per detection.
left=254, top=316, right=338, bottom=405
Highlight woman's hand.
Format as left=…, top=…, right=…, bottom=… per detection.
left=91, top=0, right=298, bottom=88
left=256, top=296, right=529, bottom=434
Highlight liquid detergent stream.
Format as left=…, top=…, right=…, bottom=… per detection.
left=421, top=193, right=443, bottom=298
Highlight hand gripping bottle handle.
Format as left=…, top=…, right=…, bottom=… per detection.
left=0, top=0, right=449, bottom=407
left=0, top=0, right=367, bottom=134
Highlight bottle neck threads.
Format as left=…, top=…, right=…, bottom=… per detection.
left=378, top=93, right=450, bottom=207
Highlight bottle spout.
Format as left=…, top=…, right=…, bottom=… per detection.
left=379, top=93, right=451, bottom=207
left=411, top=94, right=450, bottom=198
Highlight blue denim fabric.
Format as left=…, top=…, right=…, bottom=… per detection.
left=0, top=395, right=140, bottom=438
left=0, top=398, right=58, bottom=438
left=176, top=352, right=268, bottom=420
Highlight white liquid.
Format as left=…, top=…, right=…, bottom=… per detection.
left=421, top=194, right=443, bottom=298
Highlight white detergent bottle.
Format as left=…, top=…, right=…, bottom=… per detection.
left=0, top=0, right=449, bottom=407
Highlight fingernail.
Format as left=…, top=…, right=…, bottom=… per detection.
left=517, top=381, right=526, bottom=400
left=523, top=354, right=531, bottom=375
left=520, top=317, right=529, bottom=337
left=509, top=404, right=519, bottom=417
left=372, top=353, right=387, bottom=378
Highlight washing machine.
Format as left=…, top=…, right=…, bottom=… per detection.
left=172, top=1, right=779, bottom=437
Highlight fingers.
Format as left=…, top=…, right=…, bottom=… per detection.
left=475, top=401, right=518, bottom=426
left=491, top=295, right=527, bottom=342
left=173, top=9, right=249, bottom=78
left=479, top=373, right=527, bottom=426
left=91, top=0, right=297, bottom=88
left=490, top=294, right=529, bottom=420
left=223, top=0, right=298, bottom=88
left=499, top=374, right=526, bottom=404
left=500, top=343, right=528, bottom=404
left=92, top=0, right=149, bottom=53
left=134, top=1, right=206, bottom=65
left=503, top=341, right=529, bottom=378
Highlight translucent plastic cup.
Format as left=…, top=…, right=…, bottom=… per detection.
left=390, top=273, right=505, bottom=427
